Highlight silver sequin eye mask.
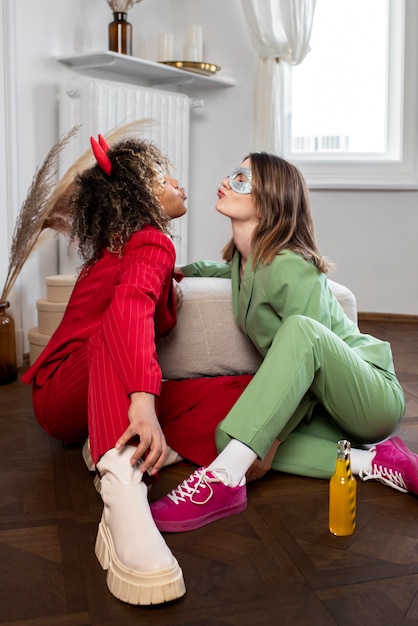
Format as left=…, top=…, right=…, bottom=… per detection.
left=229, top=166, right=252, bottom=194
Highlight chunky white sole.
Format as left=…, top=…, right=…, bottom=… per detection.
left=95, top=518, right=186, bottom=605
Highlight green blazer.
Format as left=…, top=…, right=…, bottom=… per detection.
left=182, top=250, right=395, bottom=374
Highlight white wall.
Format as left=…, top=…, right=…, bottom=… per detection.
left=0, top=0, right=417, bottom=362
left=311, top=189, right=418, bottom=315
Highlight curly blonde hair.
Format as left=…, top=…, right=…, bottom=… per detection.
left=70, top=138, right=171, bottom=264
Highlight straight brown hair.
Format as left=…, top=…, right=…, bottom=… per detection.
left=222, top=152, right=333, bottom=274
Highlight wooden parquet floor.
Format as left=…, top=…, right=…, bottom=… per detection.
left=1, top=320, right=418, bottom=626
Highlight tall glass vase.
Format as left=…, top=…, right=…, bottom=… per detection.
left=109, top=12, right=132, bottom=55
left=0, top=301, right=17, bottom=385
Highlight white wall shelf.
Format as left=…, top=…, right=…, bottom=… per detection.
left=56, top=51, right=236, bottom=89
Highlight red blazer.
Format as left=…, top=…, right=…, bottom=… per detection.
left=22, top=226, right=177, bottom=396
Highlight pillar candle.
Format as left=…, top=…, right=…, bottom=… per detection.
left=158, top=33, right=174, bottom=61
left=186, top=24, right=203, bottom=61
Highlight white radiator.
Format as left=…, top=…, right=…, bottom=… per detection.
left=58, top=77, right=190, bottom=271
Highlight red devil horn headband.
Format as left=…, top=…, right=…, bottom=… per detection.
left=90, top=134, right=112, bottom=175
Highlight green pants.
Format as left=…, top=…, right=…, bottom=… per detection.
left=215, top=315, right=406, bottom=479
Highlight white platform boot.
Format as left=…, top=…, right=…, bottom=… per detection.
left=95, top=446, right=186, bottom=605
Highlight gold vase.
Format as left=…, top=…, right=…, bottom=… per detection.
left=0, top=301, right=17, bottom=385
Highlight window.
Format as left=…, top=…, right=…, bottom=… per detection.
left=281, top=0, right=418, bottom=188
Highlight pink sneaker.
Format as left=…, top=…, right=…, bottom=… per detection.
left=150, top=467, right=247, bottom=532
left=359, top=437, right=418, bottom=494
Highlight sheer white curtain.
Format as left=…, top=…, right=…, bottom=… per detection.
left=242, top=0, right=316, bottom=152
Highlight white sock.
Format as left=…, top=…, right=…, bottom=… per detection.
left=207, top=439, right=257, bottom=487
left=350, top=447, right=377, bottom=475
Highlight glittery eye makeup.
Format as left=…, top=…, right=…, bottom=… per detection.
left=229, top=166, right=252, bottom=194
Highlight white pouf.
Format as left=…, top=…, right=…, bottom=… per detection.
left=157, top=276, right=358, bottom=380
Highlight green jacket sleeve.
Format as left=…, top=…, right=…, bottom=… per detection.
left=181, top=260, right=232, bottom=278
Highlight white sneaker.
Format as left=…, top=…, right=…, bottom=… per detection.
left=163, top=446, right=184, bottom=467
left=82, top=438, right=101, bottom=493
left=82, top=438, right=95, bottom=472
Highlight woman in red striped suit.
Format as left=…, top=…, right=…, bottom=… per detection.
left=22, top=135, right=187, bottom=606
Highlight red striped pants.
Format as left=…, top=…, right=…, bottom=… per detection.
left=31, top=329, right=251, bottom=465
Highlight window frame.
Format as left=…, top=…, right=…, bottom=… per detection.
left=281, top=0, right=418, bottom=190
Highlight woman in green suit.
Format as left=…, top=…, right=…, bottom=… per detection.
left=150, top=152, right=415, bottom=533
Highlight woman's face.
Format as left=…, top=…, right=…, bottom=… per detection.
left=216, top=158, right=258, bottom=224
left=157, top=175, right=188, bottom=219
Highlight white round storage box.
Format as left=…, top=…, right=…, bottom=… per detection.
left=36, top=298, right=67, bottom=335
left=45, top=274, right=77, bottom=303
left=28, top=327, right=50, bottom=365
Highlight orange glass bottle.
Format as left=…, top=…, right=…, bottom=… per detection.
left=329, top=439, right=356, bottom=536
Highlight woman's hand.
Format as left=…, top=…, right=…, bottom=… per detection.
left=245, top=438, right=281, bottom=482
left=115, top=391, right=167, bottom=475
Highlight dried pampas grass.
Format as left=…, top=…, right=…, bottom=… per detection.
left=107, top=0, right=144, bottom=12
left=1, top=118, right=158, bottom=302
left=0, top=125, right=79, bottom=302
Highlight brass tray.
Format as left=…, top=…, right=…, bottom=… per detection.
left=161, top=61, right=221, bottom=77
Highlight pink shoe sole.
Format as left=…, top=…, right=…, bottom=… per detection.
left=153, top=496, right=247, bottom=533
